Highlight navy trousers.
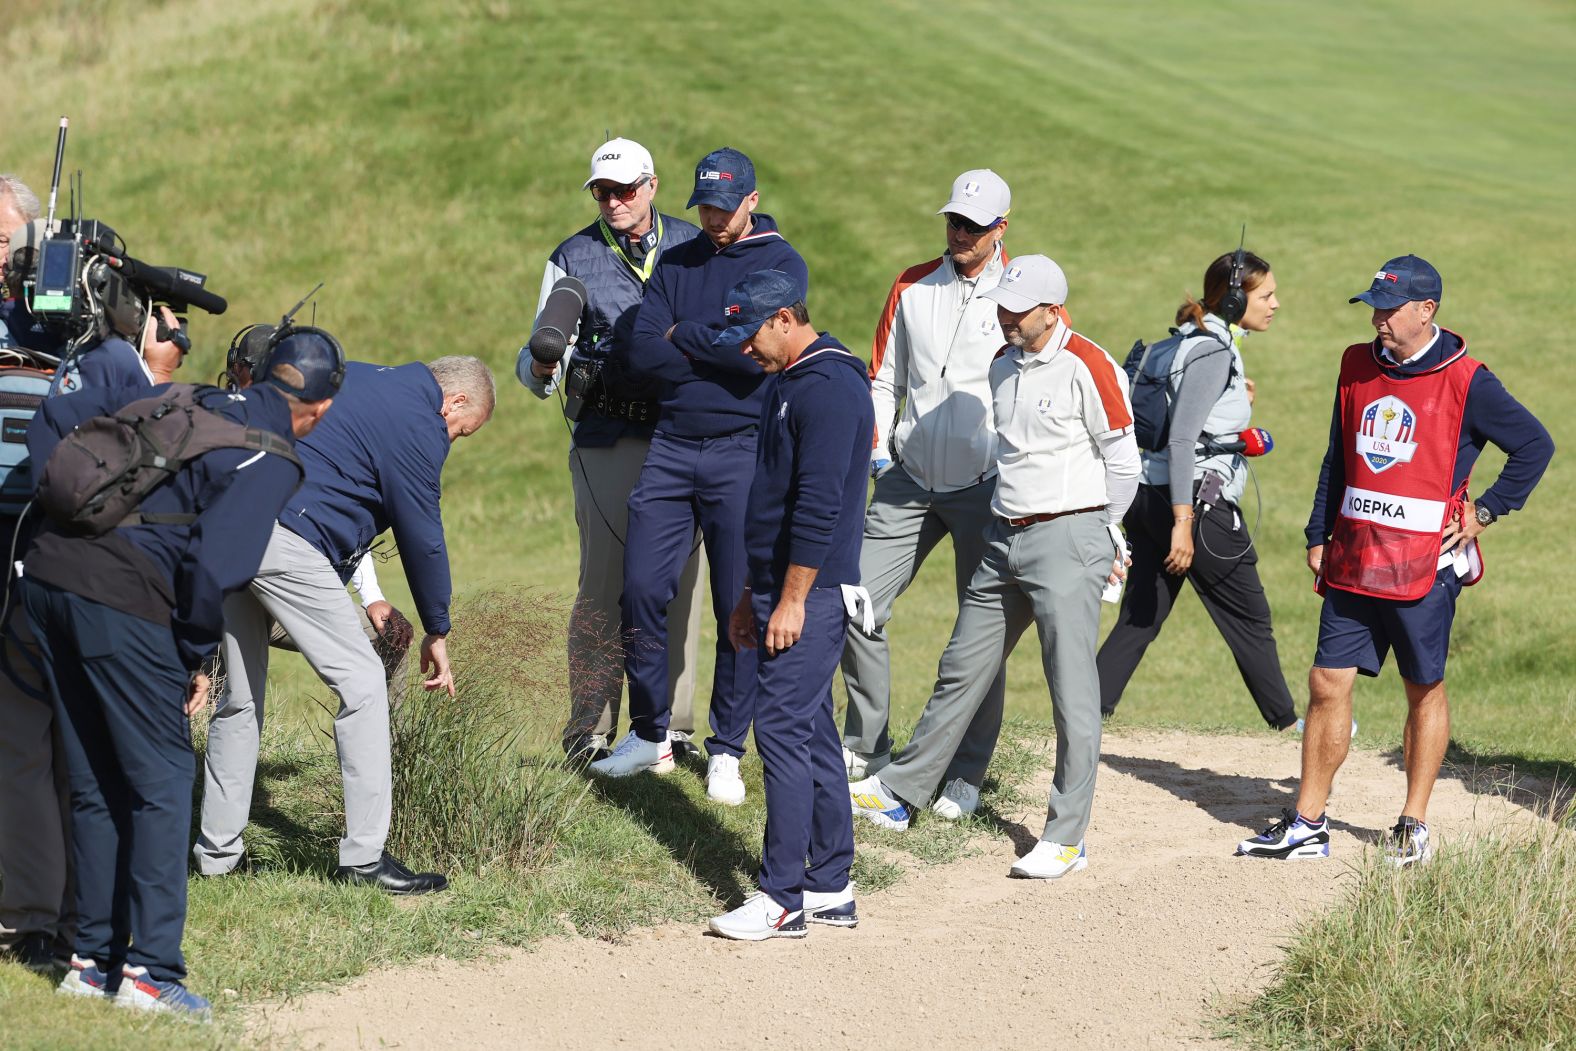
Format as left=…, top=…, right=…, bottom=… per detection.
left=22, top=580, right=193, bottom=983
left=623, top=430, right=758, bottom=758
left=752, top=588, right=854, bottom=911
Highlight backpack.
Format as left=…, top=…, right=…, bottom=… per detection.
left=0, top=366, right=54, bottom=517
left=1121, top=329, right=1236, bottom=453
left=36, top=384, right=301, bottom=537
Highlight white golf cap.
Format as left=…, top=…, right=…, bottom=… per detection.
left=936, top=168, right=1011, bottom=226
left=583, top=138, right=656, bottom=189
left=981, top=254, right=1068, bottom=311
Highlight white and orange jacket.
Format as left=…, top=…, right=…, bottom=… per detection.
left=869, top=247, right=1007, bottom=493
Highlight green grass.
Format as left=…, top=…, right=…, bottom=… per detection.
left=1229, top=796, right=1576, bottom=1050
left=1, top=0, right=1574, bottom=1046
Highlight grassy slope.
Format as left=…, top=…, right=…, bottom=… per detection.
left=2, top=0, right=1572, bottom=758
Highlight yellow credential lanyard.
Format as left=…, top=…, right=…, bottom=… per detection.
left=598, top=213, right=665, bottom=284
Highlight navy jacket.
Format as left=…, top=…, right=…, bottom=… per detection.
left=542, top=212, right=700, bottom=447
left=280, top=361, right=455, bottom=635
left=622, top=215, right=810, bottom=438
left=745, top=335, right=874, bottom=594
left=49, top=336, right=152, bottom=397
left=1306, top=328, right=1554, bottom=547
left=0, top=297, right=68, bottom=358
left=25, top=383, right=303, bottom=672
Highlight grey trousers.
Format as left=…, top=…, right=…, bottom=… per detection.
left=565, top=437, right=705, bottom=744
left=0, top=595, right=74, bottom=952
left=840, top=463, right=1006, bottom=784
left=879, top=513, right=1111, bottom=845
left=194, top=524, right=391, bottom=872
left=268, top=603, right=410, bottom=708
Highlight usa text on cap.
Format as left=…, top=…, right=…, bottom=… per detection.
left=980, top=254, right=1068, bottom=313
left=937, top=169, right=1011, bottom=227
left=583, top=138, right=655, bottom=190
left=712, top=268, right=806, bottom=348
left=688, top=147, right=756, bottom=210
left=1349, top=254, right=1443, bottom=309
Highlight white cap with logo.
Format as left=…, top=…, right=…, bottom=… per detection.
left=981, top=254, right=1068, bottom=312
left=937, top=168, right=1011, bottom=226
left=583, top=137, right=656, bottom=189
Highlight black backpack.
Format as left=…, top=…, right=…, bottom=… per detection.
left=36, top=384, right=301, bottom=536
left=1122, top=329, right=1236, bottom=453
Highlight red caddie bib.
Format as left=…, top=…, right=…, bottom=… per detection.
left=1323, top=333, right=1481, bottom=601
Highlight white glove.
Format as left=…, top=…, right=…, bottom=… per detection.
left=840, top=584, right=876, bottom=636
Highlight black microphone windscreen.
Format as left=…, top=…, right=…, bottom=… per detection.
left=529, top=276, right=587, bottom=365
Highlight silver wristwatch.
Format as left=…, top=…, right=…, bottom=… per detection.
left=1474, top=504, right=1496, bottom=527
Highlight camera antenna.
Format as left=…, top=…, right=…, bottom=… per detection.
left=44, top=116, right=68, bottom=235
left=280, top=282, right=324, bottom=327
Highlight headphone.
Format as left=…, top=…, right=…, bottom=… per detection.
left=1216, top=231, right=1249, bottom=325
left=248, top=321, right=347, bottom=401
left=222, top=322, right=277, bottom=389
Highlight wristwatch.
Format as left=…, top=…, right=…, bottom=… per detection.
left=1474, top=504, right=1497, bottom=527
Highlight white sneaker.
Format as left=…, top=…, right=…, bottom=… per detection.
left=587, top=732, right=674, bottom=777
left=930, top=778, right=980, bottom=820
left=1010, top=840, right=1088, bottom=880
left=707, top=891, right=806, bottom=941
left=849, top=775, right=910, bottom=831
left=706, top=754, right=746, bottom=806
left=803, top=882, right=858, bottom=927
left=843, top=747, right=868, bottom=781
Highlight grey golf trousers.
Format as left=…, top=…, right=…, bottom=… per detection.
left=879, top=513, right=1111, bottom=846
left=565, top=437, right=705, bottom=745
left=195, top=524, right=392, bottom=872
left=840, top=463, right=1005, bottom=784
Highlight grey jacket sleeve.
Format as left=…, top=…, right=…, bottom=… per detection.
left=1165, top=344, right=1232, bottom=505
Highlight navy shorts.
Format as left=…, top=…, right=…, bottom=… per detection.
left=1314, top=569, right=1463, bottom=684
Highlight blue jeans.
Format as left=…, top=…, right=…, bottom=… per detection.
left=622, top=430, right=758, bottom=757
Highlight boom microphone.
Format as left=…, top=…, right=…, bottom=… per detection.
left=1200, top=427, right=1273, bottom=457
left=100, top=251, right=227, bottom=315
left=528, top=275, right=586, bottom=365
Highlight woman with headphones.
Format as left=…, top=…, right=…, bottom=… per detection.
left=1096, top=250, right=1299, bottom=730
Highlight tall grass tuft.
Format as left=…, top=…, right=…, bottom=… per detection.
left=1235, top=794, right=1576, bottom=1050
left=385, top=590, right=591, bottom=878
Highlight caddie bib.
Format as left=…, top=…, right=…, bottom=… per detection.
left=1323, top=333, right=1480, bottom=601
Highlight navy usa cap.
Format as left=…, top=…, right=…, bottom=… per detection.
left=1350, top=255, right=1443, bottom=309
left=687, top=147, right=756, bottom=210
left=262, top=328, right=346, bottom=402
left=712, top=269, right=806, bottom=348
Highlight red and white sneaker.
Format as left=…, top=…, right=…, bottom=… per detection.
left=708, top=892, right=807, bottom=941
left=587, top=732, right=674, bottom=777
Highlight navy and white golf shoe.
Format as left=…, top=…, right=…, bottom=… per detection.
left=1236, top=807, right=1330, bottom=860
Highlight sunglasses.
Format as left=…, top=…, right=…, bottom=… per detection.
left=945, top=213, right=1002, bottom=236
left=589, top=177, right=651, bottom=203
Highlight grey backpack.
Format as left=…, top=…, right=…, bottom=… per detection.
left=36, top=384, right=301, bottom=536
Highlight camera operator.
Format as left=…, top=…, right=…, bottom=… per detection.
left=194, top=354, right=495, bottom=895
left=24, top=340, right=338, bottom=1019
left=517, top=138, right=707, bottom=763
left=0, top=174, right=73, bottom=975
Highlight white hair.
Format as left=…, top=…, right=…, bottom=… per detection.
left=0, top=175, right=41, bottom=222
left=428, top=355, right=496, bottom=416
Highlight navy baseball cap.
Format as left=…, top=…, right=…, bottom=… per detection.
left=687, top=147, right=756, bottom=210
left=712, top=269, right=806, bottom=348
left=262, top=328, right=346, bottom=402
left=1350, top=255, right=1443, bottom=309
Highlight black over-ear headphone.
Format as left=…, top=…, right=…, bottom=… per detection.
left=1216, top=227, right=1249, bottom=325
left=262, top=322, right=347, bottom=392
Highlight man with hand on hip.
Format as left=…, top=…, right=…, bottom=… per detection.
left=709, top=269, right=873, bottom=941
left=1238, top=256, right=1552, bottom=867
left=850, top=255, right=1139, bottom=881
left=842, top=170, right=1013, bottom=823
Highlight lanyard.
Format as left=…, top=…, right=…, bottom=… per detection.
left=599, top=213, right=664, bottom=284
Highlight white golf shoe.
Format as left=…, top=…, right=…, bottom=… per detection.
left=1010, top=840, right=1088, bottom=880
left=930, top=778, right=980, bottom=820
left=708, top=892, right=806, bottom=941
left=587, top=732, right=674, bottom=777
left=706, top=754, right=746, bottom=806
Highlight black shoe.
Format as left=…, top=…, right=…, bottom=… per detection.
left=2, top=932, right=61, bottom=974
left=334, top=851, right=449, bottom=895
left=668, top=730, right=704, bottom=760
left=563, top=733, right=612, bottom=766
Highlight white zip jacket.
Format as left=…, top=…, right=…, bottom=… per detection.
left=869, top=247, right=1007, bottom=493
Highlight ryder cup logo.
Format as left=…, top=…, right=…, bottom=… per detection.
left=1003, top=266, right=1023, bottom=283
left=1355, top=394, right=1419, bottom=473
left=962, top=181, right=981, bottom=197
